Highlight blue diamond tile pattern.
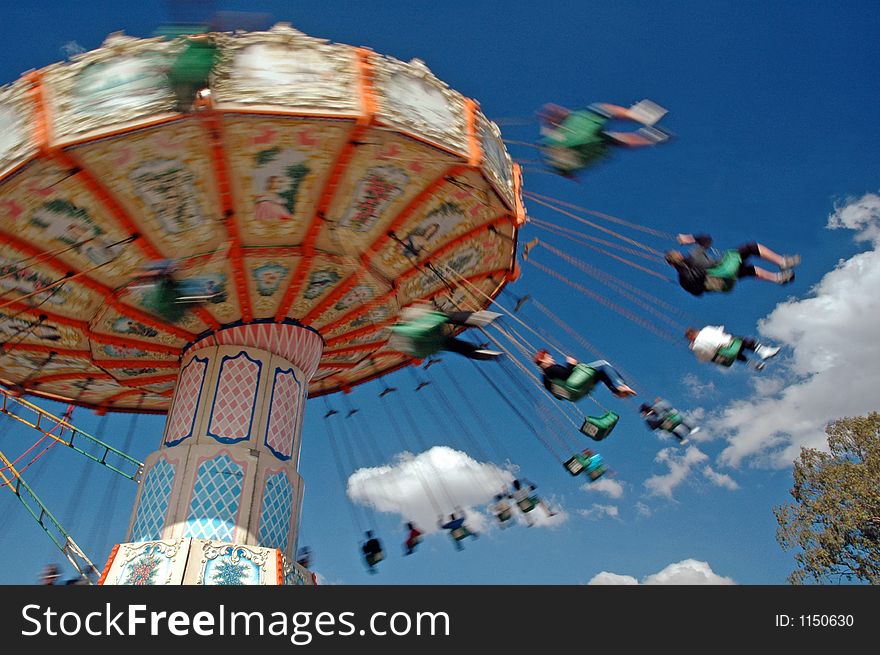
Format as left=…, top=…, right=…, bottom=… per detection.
left=258, top=472, right=294, bottom=552
left=184, top=454, right=244, bottom=542
left=131, top=459, right=175, bottom=542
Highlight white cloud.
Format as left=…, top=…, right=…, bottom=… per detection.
left=587, top=572, right=638, bottom=585
left=708, top=192, right=880, bottom=468
left=682, top=373, right=717, bottom=398
left=643, top=445, right=707, bottom=499
left=516, top=498, right=570, bottom=528
left=643, top=446, right=739, bottom=497
left=642, top=559, right=736, bottom=585
left=589, top=559, right=736, bottom=585
left=702, top=466, right=739, bottom=490
left=635, top=502, right=652, bottom=517
left=582, top=477, right=624, bottom=499
left=827, top=192, right=880, bottom=242
left=347, top=446, right=512, bottom=533
left=578, top=504, right=620, bottom=520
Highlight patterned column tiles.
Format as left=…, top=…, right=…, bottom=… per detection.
left=264, top=367, right=302, bottom=460
left=207, top=351, right=261, bottom=444
left=165, top=355, right=208, bottom=447
left=130, top=458, right=176, bottom=542
left=184, top=453, right=245, bottom=542
left=257, top=471, right=294, bottom=552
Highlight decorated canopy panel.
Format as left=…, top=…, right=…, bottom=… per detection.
left=0, top=24, right=522, bottom=411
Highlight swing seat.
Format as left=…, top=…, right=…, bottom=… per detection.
left=711, top=338, right=744, bottom=367
left=563, top=452, right=607, bottom=479
left=450, top=527, right=469, bottom=541
left=389, top=311, right=449, bottom=359
left=584, top=453, right=607, bottom=481
left=168, top=38, right=218, bottom=92
left=496, top=508, right=513, bottom=522
left=579, top=411, right=619, bottom=441
left=141, top=279, right=188, bottom=323
left=550, top=364, right=598, bottom=402
left=704, top=251, right=742, bottom=292
left=365, top=551, right=384, bottom=566
left=659, top=412, right=683, bottom=432
left=516, top=496, right=538, bottom=513
left=564, top=455, right=584, bottom=476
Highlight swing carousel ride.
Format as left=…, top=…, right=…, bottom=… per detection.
left=0, top=19, right=710, bottom=586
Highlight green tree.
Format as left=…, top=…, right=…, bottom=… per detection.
left=775, top=412, right=880, bottom=584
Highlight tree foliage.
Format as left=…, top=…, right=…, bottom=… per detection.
left=774, top=412, right=880, bottom=584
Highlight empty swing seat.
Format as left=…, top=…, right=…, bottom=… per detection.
left=450, top=527, right=469, bottom=541
left=579, top=411, right=619, bottom=441
left=496, top=507, right=513, bottom=522
left=516, top=496, right=538, bottom=513
left=564, top=452, right=607, bottom=480
left=550, top=364, right=598, bottom=402
left=711, top=338, right=744, bottom=367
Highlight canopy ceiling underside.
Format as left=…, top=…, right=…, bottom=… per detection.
left=0, top=26, right=522, bottom=412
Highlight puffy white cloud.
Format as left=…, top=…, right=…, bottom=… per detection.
left=587, top=571, right=638, bottom=585
left=642, top=559, right=736, bottom=585
left=708, top=192, right=880, bottom=468
left=702, top=466, right=739, bottom=491
left=589, top=559, right=735, bottom=585
left=577, top=504, right=620, bottom=520
left=582, top=477, right=625, bottom=499
left=644, top=445, right=708, bottom=498
left=644, top=445, right=739, bottom=497
left=515, top=498, right=569, bottom=528
left=347, top=446, right=512, bottom=533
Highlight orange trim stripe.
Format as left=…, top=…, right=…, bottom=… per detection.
left=355, top=48, right=378, bottom=125
left=98, top=360, right=178, bottom=370
left=464, top=99, right=482, bottom=167
left=323, top=342, right=385, bottom=356
left=116, top=374, right=178, bottom=387
left=24, top=71, right=51, bottom=154
left=324, top=322, right=391, bottom=347
left=0, top=344, right=88, bottom=357
left=199, top=110, right=252, bottom=322
left=512, top=163, right=526, bottom=225
left=97, top=544, right=120, bottom=585
left=30, top=372, right=113, bottom=385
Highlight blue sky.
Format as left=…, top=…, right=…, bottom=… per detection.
left=1, top=1, right=879, bottom=584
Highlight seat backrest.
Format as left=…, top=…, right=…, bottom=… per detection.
left=552, top=364, right=597, bottom=401
left=450, top=527, right=468, bottom=540
left=712, top=338, right=743, bottom=367
left=580, top=411, right=619, bottom=441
